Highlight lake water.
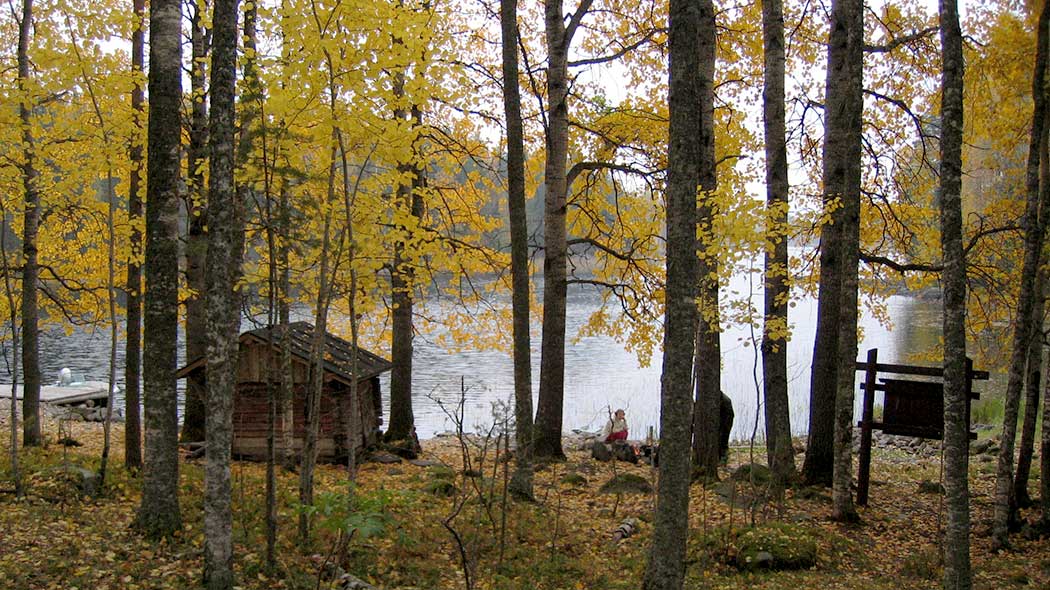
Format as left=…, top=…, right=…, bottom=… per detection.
left=392, top=284, right=951, bottom=441
left=3, top=275, right=974, bottom=443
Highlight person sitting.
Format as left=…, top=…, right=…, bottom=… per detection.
left=602, top=409, right=629, bottom=442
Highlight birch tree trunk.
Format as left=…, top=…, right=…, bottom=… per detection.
left=534, top=0, right=593, bottom=461
left=124, top=0, right=146, bottom=472
left=17, top=0, right=41, bottom=448
left=501, top=0, right=535, bottom=500
left=992, top=0, right=1050, bottom=551
left=827, top=0, right=863, bottom=523
left=1014, top=280, right=1045, bottom=509
left=1014, top=120, right=1050, bottom=508
left=939, top=0, right=971, bottom=586
left=802, top=0, right=851, bottom=482
left=235, top=0, right=273, bottom=565
left=182, top=0, right=210, bottom=444
left=642, top=0, right=699, bottom=586
left=761, top=0, right=795, bottom=488
left=135, top=0, right=183, bottom=539
left=2, top=205, right=23, bottom=497
left=202, top=0, right=242, bottom=583
left=1043, top=342, right=1050, bottom=526
left=691, top=0, right=720, bottom=481
left=279, top=183, right=295, bottom=470
left=386, top=73, right=424, bottom=444
left=99, top=173, right=118, bottom=491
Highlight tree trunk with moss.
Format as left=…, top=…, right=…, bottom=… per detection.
left=17, top=0, right=41, bottom=448
left=761, top=0, right=795, bottom=488
left=202, top=0, right=241, bottom=585
left=642, top=0, right=699, bottom=587
left=939, top=0, right=971, bottom=585
left=827, top=0, right=863, bottom=523
left=992, top=0, right=1050, bottom=551
left=124, top=0, right=146, bottom=472
left=501, top=0, right=534, bottom=500
left=690, top=0, right=720, bottom=482
left=134, top=0, right=183, bottom=539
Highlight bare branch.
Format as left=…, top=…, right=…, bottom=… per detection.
left=864, top=27, right=937, bottom=53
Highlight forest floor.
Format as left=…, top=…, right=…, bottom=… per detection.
left=0, top=406, right=1047, bottom=590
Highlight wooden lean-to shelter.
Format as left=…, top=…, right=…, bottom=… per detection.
left=176, top=322, right=392, bottom=463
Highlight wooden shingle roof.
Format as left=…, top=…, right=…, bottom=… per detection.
left=176, top=321, right=392, bottom=383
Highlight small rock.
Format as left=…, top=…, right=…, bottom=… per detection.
left=337, top=572, right=378, bottom=590
left=369, top=452, right=402, bottom=464
left=917, top=480, right=944, bottom=494
left=386, top=468, right=404, bottom=476
left=971, top=439, right=992, bottom=455
left=409, top=459, right=441, bottom=467
left=753, top=551, right=775, bottom=569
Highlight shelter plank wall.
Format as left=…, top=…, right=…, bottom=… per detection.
left=231, top=380, right=378, bottom=462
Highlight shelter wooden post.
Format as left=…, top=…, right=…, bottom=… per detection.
left=856, top=348, right=878, bottom=506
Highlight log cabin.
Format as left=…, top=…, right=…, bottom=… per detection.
left=176, top=322, right=392, bottom=463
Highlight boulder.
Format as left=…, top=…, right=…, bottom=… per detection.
left=591, top=441, right=613, bottom=462
left=730, top=462, right=772, bottom=486
left=599, top=473, right=653, bottom=495
left=730, top=523, right=818, bottom=571
left=62, top=466, right=100, bottom=497
left=611, top=441, right=638, bottom=464
left=719, top=392, right=734, bottom=461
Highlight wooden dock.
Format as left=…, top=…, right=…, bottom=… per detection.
left=5, top=382, right=113, bottom=406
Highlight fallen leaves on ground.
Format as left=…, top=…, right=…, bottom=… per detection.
left=0, top=410, right=1047, bottom=590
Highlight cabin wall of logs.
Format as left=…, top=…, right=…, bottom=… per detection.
left=229, top=377, right=382, bottom=462
left=179, top=325, right=389, bottom=464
